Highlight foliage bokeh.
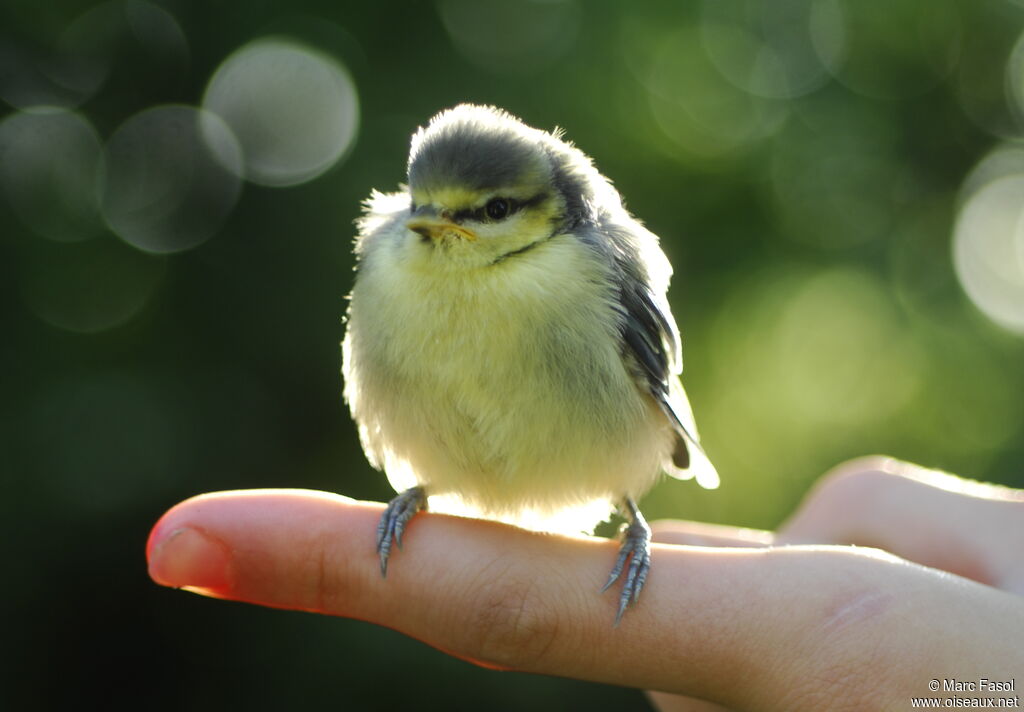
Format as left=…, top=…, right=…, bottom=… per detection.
left=3, top=1, right=1024, bottom=709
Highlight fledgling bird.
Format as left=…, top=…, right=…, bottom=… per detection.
left=342, top=104, right=718, bottom=623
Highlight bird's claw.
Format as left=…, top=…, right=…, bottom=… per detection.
left=601, top=501, right=651, bottom=625
left=376, top=486, right=427, bottom=577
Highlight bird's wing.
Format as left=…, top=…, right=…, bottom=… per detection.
left=595, top=218, right=720, bottom=490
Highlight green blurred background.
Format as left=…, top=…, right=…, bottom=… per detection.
left=3, top=0, right=1024, bottom=709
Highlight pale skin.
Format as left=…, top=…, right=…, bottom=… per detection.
left=147, top=456, right=1024, bottom=711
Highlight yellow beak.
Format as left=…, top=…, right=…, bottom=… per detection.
left=406, top=218, right=477, bottom=242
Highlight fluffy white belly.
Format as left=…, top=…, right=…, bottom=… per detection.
left=343, top=237, right=672, bottom=532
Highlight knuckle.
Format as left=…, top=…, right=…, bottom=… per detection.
left=311, top=537, right=335, bottom=612
left=812, top=456, right=895, bottom=509
left=463, top=562, right=561, bottom=669
left=782, top=457, right=907, bottom=544
left=822, top=455, right=888, bottom=486
left=304, top=529, right=354, bottom=614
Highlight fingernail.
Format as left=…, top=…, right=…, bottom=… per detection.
left=148, top=526, right=231, bottom=592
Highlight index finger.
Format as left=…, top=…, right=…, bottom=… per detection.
left=148, top=489, right=1024, bottom=711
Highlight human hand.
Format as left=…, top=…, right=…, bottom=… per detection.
left=147, top=458, right=1023, bottom=711
left=646, top=456, right=1024, bottom=711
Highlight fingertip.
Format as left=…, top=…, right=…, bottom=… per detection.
left=147, top=525, right=233, bottom=593
left=146, top=491, right=237, bottom=554
left=147, top=494, right=237, bottom=592
left=143, top=490, right=296, bottom=595
left=144, top=489, right=389, bottom=612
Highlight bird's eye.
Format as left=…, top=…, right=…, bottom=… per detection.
left=485, top=198, right=511, bottom=220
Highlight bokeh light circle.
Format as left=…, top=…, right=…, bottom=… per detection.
left=0, top=107, right=104, bottom=242
left=703, top=266, right=924, bottom=487
left=952, top=173, right=1024, bottom=334
left=101, top=105, right=243, bottom=254
left=772, top=269, right=922, bottom=422
left=202, top=38, right=359, bottom=187
left=959, top=142, right=1024, bottom=198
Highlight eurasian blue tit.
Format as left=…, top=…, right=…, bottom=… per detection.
left=342, top=104, right=718, bottom=623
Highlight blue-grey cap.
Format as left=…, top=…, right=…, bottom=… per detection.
left=407, top=104, right=553, bottom=193
left=407, top=104, right=609, bottom=227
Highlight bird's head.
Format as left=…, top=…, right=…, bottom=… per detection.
left=403, top=104, right=607, bottom=267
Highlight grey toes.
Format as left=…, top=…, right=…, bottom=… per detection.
left=601, top=500, right=651, bottom=625
left=376, top=486, right=427, bottom=577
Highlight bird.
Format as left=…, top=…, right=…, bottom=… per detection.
left=342, top=104, right=718, bottom=623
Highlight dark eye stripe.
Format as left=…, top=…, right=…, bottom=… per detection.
left=517, top=192, right=548, bottom=210
left=451, top=192, right=548, bottom=223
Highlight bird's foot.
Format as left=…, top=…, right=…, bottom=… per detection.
left=601, top=499, right=651, bottom=625
left=376, top=486, right=427, bottom=577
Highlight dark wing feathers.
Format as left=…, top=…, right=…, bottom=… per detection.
left=580, top=216, right=710, bottom=475
left=618, top=282, right=698, bottom=469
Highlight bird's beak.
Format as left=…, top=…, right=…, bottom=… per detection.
left=407, top=206, right=477, bottom=242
